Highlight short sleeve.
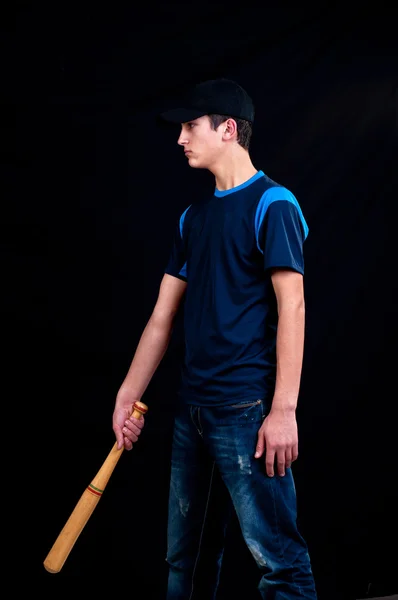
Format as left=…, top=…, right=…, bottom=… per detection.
left=257, top=200, right=307, bottom=275
left=164, top=207, right=190, bottom=281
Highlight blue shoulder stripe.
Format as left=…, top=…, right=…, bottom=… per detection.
left=179, top=205, right=191, bottom=239
left=178, top=206, right=191, bottom=278
left=254, top=187, right=309, bottom=252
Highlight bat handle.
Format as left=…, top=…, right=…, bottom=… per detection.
left=111, top=400, right=148, bottom=454
left=131, top=400, right=148, bottom=420
left=93, top=400, right=148, bottom=485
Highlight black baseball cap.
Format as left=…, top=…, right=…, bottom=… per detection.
left=160, top=78, right=255, bottom=124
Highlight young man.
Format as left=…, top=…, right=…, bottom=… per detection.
left=112, top=78, right=317, bottom=599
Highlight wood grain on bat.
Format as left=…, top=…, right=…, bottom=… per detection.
left=43, top=401, right=148, bottom=573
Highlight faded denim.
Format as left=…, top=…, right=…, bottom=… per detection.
left=166, top=399, right=317, bottom=599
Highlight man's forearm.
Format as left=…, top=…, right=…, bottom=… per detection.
left=117, top=314, right=174, bottom=404
left=271, top=301, right=305, bottom=413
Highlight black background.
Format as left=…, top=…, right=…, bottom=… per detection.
left=7, top=3, right=398, bottom=598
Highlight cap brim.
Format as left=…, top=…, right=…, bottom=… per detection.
left=159, top=107, right=207, bottom=124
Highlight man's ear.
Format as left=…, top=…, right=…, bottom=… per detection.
left=223, top=118, right=237, bottom=138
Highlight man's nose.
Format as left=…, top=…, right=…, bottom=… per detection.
left=178, top=127, right=188, bottom=146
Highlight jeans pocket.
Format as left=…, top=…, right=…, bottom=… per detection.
left=229, top=399, right=264, bottom=423
left=230, top=399, right=262, bottom=409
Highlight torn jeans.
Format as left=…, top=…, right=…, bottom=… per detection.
left=165, top=398, right=317, bottom=599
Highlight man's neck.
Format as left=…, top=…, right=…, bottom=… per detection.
left=211, top=149, right=258, bottom=191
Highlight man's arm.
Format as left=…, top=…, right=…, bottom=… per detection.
left=270, top=268, right=305, bottom=411
left=113, top=273, right=187, bottom=449
left=255, top=268, right=305, bottom=476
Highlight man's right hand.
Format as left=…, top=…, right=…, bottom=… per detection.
left=113, top=403, right=145, bottom=451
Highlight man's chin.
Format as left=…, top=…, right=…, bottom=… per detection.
left=187, top=157, right=205, bottom=169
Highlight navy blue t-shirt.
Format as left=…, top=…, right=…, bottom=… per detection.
left=165, top=170, right=308, bottom=406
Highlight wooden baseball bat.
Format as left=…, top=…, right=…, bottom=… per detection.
left=43, top=400, right=148, bottom=574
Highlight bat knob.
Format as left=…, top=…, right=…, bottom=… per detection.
left=132, top=401, right=148, bottom=418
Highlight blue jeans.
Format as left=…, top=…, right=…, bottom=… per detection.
left=165, top=399, right=317, bottom=599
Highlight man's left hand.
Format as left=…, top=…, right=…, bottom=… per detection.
left=254, top=409, right=299, bottom=477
